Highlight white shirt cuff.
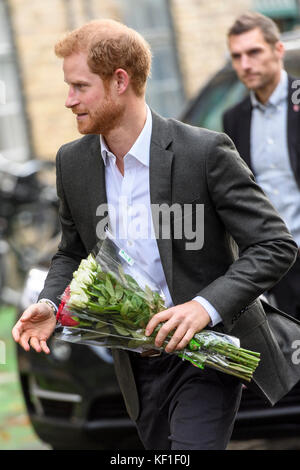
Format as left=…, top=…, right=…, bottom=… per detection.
left=192, top=296, right=223, bottom=327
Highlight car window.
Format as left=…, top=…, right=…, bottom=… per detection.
left=181, top=70, right=247, bottom=132
left=201, top=79, right=247, bottom=132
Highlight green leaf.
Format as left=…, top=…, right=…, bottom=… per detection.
left=91, top=283, right=109, bottom=299
left=120, top=299, right=131, bottom=317
left=97, top=264, right=102, bottom=273
left=96, top=320, right=108, bottom=329
left=142, top=285, right=156, bottom=309
left=95, top=271, right=106, bottom=281
left=125, top=274, right=140, bottom=291
left=97, top=297, right=107, bottom=307
left=109, top=295, right=117, bottom=305
left=76, top=319, right=93, bottom=327
left=130, top=295, right=138, bottom=311
left=130, top=329, right=147, bottom=339
left=127, top=339, right=143, bottom=349
left=113, top=323, right=131, bottom=337
left=118, top=266, right=128, bottom=287
left=105, top=276, right=115, bottom=297
left=95, top=322, right=111, bottom=335
left=115, top=284, right=124, bottom=301
left=99, top=285, right=109, bottom=298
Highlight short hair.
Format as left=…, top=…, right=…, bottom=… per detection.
left=55, top=19, right=152, bottom=97
left=228, top=12, right=280, bottom=45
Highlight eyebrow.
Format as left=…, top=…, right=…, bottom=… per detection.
left=231, top=47, right=263, bottom=57
left=64, top=79, right=90, bottom=85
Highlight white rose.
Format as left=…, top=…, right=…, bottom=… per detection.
left=68, top=292, right=89, bottom=309
left=74, top=269, right=94, bottom=286
left=87, top=254, right=98, bottom=271
left=70, top=278, right=86, bottom=295
left=79, top=255, right=97, bottom=273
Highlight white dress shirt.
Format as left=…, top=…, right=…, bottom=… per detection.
left=100, top=105, right=222, bottom=326
left=250, top=70, right=300, bottom=247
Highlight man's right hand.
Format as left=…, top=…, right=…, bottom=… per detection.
left=12, top=303, right=57, bottom=354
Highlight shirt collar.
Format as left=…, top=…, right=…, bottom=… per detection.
left=250, top=69, right=288, bottom=110
left=100, top=104, right=152, bottom=167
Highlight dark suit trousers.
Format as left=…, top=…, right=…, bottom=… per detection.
left=129, top=351, right=242, bottom=450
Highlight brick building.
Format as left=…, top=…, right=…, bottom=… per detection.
left=1, top=0, right=299, bottom=161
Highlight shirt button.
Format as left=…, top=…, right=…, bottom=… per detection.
left=127, top=240, right=134, bottom=247
left=267, top=138, right=274, bottom=145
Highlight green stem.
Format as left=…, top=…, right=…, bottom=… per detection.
left=180, top=351, right=254, bottom=382
left=190, top=337, right=260, bottom=368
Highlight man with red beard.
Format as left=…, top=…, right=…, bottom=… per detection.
left=12, top=19, right=299, bottom=449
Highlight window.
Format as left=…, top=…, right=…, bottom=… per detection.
left=181, top=68, right=248, bottom=132
left=254, top=0, right=299, bottom=19
left=119, top=0, right=185, bottom=118
left=253, top=0, right=300, bottom=31
left=0, top=0, right=30, bottom=161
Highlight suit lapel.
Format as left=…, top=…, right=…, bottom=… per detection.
left=239, top=98, right=252, bottom=168
left=149, top=110, right=174, bottom=296
left=84, top=135, right=108, bottom=241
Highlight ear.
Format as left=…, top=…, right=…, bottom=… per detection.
left=275, top=41, right=285, bottom=60
left=113, top=68, right=130, bottom=95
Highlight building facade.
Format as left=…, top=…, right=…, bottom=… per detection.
left=1, top=0, right=299, bottom=161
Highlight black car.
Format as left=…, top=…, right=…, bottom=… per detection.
left=17, top=335, right=143, bottom=450
left=17, top=31, right=300, bottom=450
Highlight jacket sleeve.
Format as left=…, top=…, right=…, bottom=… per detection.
left=38, top=148, right=88, bottom=307
left=198, top=132, right=298, bottom=331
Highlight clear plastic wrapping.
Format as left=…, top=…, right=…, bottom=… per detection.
left=55, top=233, right=260, bottom=382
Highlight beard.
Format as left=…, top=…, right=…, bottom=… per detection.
left=76, top=95, right=125, bottom=135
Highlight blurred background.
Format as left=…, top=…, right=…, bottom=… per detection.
left=1, top=0, right=300, bottom=450
left=5, top=0, right=300, bottom=165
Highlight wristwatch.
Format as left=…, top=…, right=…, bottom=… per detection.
left=38, top=299, right=57, bottom=314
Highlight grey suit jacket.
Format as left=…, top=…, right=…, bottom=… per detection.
left=39, top=110, right=299, bottom=420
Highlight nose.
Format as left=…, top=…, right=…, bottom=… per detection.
left=240, top=54, right=251, bottom=70
left=65, top=86, right=80, bottom=108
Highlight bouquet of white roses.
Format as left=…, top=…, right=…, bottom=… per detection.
left=55, top=234, right=260, bottom=382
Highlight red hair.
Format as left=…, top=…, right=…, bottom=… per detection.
left=55, top=19, right=152, bottom=96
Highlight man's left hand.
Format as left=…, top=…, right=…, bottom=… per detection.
left=145, top=300, right=211, bottom=353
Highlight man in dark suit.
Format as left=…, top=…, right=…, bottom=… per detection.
left=12, top=19, right=299, bottom=449
left=223, top=12, right=300, bottom=319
